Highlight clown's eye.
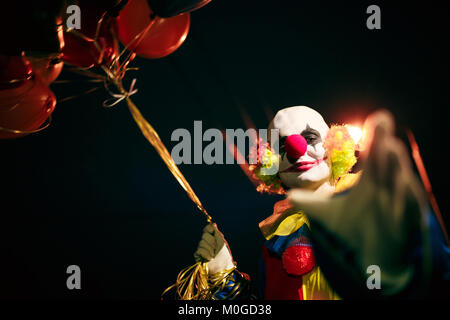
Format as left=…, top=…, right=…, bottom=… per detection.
left=301, top=127, right=321, bottom=146
left=303, top=134, right=317, bottom=144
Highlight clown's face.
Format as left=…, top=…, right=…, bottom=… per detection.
left=269, top=106, right=331, bottom=190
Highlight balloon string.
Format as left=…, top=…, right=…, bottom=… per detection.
left=114, top=19, right=156, bottom=79
left=94, top=11, right=107, bottom=41
left=9, top=14, right=213, bottom=223
left=98, top=13, right=212, bottom=222
left=117, top=18, right=156, bottom=62
left=121, top=89, right=212, bottom=223
left=0, top=115, right=52, bottom=134
left=52, top=79, right=104, bottom=84
left=57, top=86, right=101, bottom=103
left=66, top=67, right=107, bottom=80
left=406, top=129, right=449, bottom=245
left=103, top=78, right=138, bottom=107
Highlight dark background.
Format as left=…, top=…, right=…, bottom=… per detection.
left=1, top=0, right=449, bottom=299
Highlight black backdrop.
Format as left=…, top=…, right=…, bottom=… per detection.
left=1, top=0, right=449, bottom=299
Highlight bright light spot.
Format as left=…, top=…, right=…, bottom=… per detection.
left=346, top=125, right=363, bottom=144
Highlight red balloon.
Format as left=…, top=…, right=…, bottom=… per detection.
left=61, top=1, right=117, bottom=68
left=116, top=0, right=190, bottom=59
left=62, top=28, right=117, bottom=68
left=0, top=55, right=33, bottom=90
left=28, top=57, right=64, bottom=85
left=0, top=78, right=56, bottom=139
left=62, top=33, right=103, bottom=68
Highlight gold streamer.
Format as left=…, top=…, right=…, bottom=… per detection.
left=124, top=95, right=212, bottom=223
left=162, top=262, right=248, bottom=300
left=66, top=19, right=214, bottom=223
left=209, top=266, right=249, bottom=300
left=162, top=262, right=210, bottom=300
left=2, top=8, right=212, bottom=222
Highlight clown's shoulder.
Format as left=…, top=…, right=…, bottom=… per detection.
left=253, top=172, right=361, bottom=300
left=258, top=208, right=340, bottom=300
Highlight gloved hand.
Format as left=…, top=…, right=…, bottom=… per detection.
left=288, top=109, right=430, bottom=297
left=194, top=223, right=235, bottom=275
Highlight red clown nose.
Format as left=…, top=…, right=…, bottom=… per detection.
left=284, top=134, right=307, bottom=159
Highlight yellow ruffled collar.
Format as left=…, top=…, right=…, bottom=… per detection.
left=259, top=172, right=362, bottom=240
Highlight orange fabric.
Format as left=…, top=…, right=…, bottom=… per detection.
left=258, top=198, right=296, bottom=238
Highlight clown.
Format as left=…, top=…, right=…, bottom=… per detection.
left=192, top=106, right=450, bottom=300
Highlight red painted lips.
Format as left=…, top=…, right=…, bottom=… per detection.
left=281, top=158, right=325, bottom=173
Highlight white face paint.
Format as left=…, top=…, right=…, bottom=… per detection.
left=269, top=106, right=331, bottom=190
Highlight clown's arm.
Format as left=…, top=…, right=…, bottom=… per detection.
left=289, top=110, right=450, bottom=298
left=194, top=224, right=251, bottom=300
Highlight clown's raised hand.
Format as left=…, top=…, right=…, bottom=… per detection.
left=288, top=110, right=433, bottom=298
left=194, top=224, right=235, bottom=274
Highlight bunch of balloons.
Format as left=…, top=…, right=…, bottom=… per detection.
left=0, top=0, right=211, bottom=139
left=0, top=55, right=59, bottom=139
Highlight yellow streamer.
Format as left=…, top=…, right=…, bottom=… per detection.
left=162, top=262, right=248, bottom=300
left=162, top=262, right=210, bottom=300
left=124, top=95, right=212, bottom=223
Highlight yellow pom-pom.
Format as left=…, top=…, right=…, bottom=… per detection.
left=249, top=143, right=285, bottom=194
left=324, top=125, right=357, bottom=180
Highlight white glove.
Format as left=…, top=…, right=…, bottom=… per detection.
left=194, top=223, right=235, bottom=275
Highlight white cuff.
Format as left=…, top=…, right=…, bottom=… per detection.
left=207, top=245, right=235, bottom=274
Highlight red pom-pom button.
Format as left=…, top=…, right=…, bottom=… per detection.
left=282, top=245, right=316, bottom=276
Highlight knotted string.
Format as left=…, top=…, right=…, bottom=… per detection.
left=103, top=78, right=138, bottom=108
